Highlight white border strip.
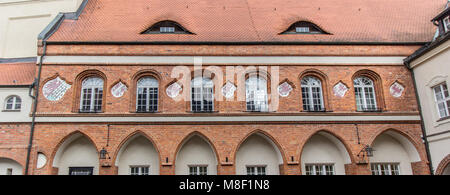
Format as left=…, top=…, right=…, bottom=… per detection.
left=34, top=115, right=420, bottom=123
left=40, top=56, right=407, bottom=65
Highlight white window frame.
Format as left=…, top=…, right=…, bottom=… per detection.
left=160, top=26, right=175, bottom=33
left=68, top=167, right=94, bottom=175
left=246, top=76, right=268, bottom=112
left=370, top=163, right=400, bottom=175
left=246, top=165, right=266, bottom=175
left=444, top=16, right=450, bottom=32
left=130, top=165, right=150, bottom=175
left=4, top=95, right=21, bottom=111
left=301, top=76, right=324, bottom=111
left=80, top=77, right=104, bottom=112
left=354, top=76, right=378, bottom=111
left=191, top=77, right=214, bottom=112
left=432, top=82, right=450, bottom=119
left=188, top=165, right=208, bottom=175
left=304, top=164, right=335, bottom=175
left=296, top=27, right=310, bottom=33
left=136, top=76, right=159, bottom=112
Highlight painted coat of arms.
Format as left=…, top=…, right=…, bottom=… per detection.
left=42, top=77, right=71, bottom=101
left=111, top=81, right=127, bottom=98
left=221, top=81, right=236, bottom=99
left=333, top=82, right=348, bottom=98
left=278, top=82, right=293, bottom=97
left=166, top=82, right=182, bottom=98
left=390, top=82, right=404, bottom=98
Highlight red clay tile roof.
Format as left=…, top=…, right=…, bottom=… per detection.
left=0, top=62, right=35, bottom=86
left=48, top=0, right=447, bottom=43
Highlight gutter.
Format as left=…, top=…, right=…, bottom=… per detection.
left=404, top=60, right=435, bottom=175
left=24, top=41, right=47, bottom=175
left=0, top=84, right=32, bottom=88
left=404, top=32, right=450, bottom=65
left=23, top=0, right=89, bottom=175
left=44, top=41, right=428, bottom=46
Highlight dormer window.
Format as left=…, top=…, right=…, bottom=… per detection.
left=281, top=21, right=329, bottom=34
left=141, top=20, right=193, bottom=34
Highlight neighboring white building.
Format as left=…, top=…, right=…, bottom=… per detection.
left=405, top=6, right=450, bottom=175
left=0, top=60, right=35, bottom=122
left=0, top=59, right=35, bottom=175
left=0, top=0, right=83, bottom=58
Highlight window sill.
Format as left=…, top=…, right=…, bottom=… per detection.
left=437, top=116, right=450, bottom=122
left=243, top=110, right=275, bottom=113
left=135, top=111, right=159, bottom=114
left=78, top=110, right=104, bottom=113
left=188, top=111, right=218, bottom=114
left=2, top=109, right=20, bottom=112
left=356, top=109, right=383, bottom=113
left=301, top=109, right=330, bottom=113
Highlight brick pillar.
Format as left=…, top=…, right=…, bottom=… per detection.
left=411, top=161, right=430, bottom=175
left=99, top=159, right=115, bottom=175
left=345, top=163, right=371, bottom=175
left=283, top=163, right=301, bottom=175
left=218, top=164, right=235, bottom=175
left=279, top=164, right=284, bottom=175
left=161, top=164, right=174, bottom=175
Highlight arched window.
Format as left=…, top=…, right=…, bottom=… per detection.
left=191, top=77, right=214, bottom=112
left=246, top=76, right=268, bottom=112
left=354, top=76, right=377, bottom=111
left=4, top=96, right=21, bottom=111
left=301, top=76, right=324, bottom=111
left=80, top=77, right=104, bottom=112
left=136, top=76, right=159, bottom=112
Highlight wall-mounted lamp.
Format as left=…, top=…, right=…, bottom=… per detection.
left=99, top=147, right=110, bottom=160
left=364, top=145, right=374, bottom=157
left=356, top=145, right=375, bottom=164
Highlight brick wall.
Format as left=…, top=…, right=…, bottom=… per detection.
left=35, top=65, right=418, bottom=115
left=28, top=123, right=429, bottom=175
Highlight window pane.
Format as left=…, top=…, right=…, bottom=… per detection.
left=370, top=163, right=399, bottom=175
left=442, top=84, right=449, bottom=98
left=246, top=76, right=268, bottom=112
left=434, top=86, right=443, bottom=101
left=246, top=167, right=254, bottom=175
left=6, top=103, right=13, bottom=110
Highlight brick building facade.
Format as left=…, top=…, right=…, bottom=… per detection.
left=1, top=0, right=447, bottom=175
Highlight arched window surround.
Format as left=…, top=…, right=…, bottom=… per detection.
left=183, top=69, right=221, bottom=113
left=72, top=70, right=107, bottom=113
left=130, top=70, right=162, bottom=113
left=299, top=69, right=331, bottom=112
left=351, top=70, right=385, bottom=112
left=190, top=77, right=214, bottom=113
left=245, top=73, right=270, bottom=112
